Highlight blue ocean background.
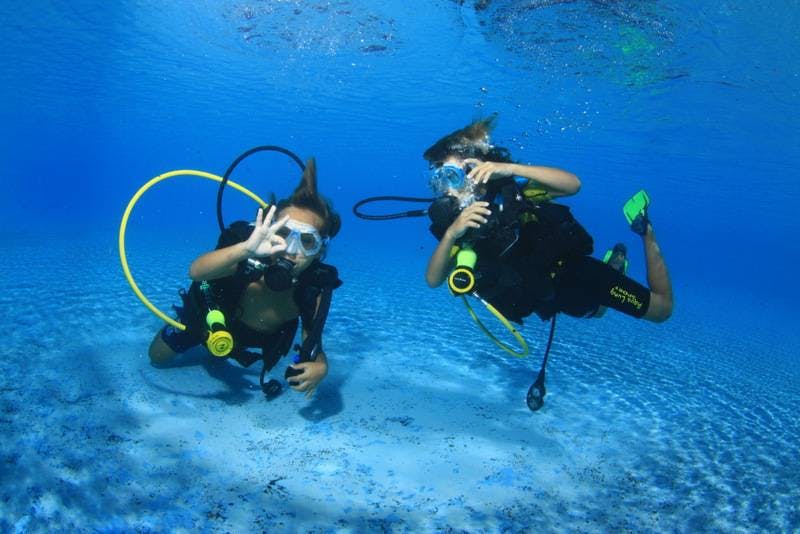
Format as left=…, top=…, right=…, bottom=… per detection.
left=1, top=1, right=798, bottom=532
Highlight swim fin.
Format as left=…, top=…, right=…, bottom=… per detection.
left=602, top=244, right=629, bottom=274
left=623, top=190, right=651, bottom=236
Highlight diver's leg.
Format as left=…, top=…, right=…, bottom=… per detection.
left=591, top=244, right=628, bottom=318
left=641, top=226, right=673, bottom=322
left=149, top=328, right=178, bottom=364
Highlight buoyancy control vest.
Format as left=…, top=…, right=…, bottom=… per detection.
left=429, top=178, right=593, bottom=323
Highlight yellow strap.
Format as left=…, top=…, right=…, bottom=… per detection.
left=118, top=170, right=268, bottom=330
left=522, top=185, right=552, bottom=202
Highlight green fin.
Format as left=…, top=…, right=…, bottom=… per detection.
left=623, top=189, right=650, bottom=225
left=602, top=249, right=629, bottom=275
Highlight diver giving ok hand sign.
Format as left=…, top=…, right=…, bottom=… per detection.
left=243, top=205, right=290, bottom=258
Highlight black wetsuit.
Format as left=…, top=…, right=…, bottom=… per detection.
left=430, top=189, right=650, bottom=324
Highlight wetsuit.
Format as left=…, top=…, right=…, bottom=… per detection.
left=430, top=181, right=650, bottom=324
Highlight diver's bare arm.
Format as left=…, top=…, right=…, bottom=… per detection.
left=426, top=202, right=492, bottom=287
left=510, top=163, right=581, bottom=197
left=189, top=206, right=288, bottom=281
left=189, top=242, right=250, bottom=281
left=426, top=232, right=458, bottom=288
left=642, top=226, right=674, bottom=323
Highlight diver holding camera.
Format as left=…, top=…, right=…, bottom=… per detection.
left=350, top=114, right=673, bottom=410
left=424, top=116, right=672, bottom=325
left=421, top=116, right=673, bottom=410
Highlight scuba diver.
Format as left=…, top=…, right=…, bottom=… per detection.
left=423, top=115, right=673, bottom=325
left=424, top=116, right=673, bottom=410
left=351, top=114, right=672, bottom=410
left=147, top=157, right=342, bottom=399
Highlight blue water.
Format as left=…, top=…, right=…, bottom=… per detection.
left=2, top=1, right=798, bottom=532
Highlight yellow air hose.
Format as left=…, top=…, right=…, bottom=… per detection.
left=461, top=295, right=530, bottom=358
left=118, top=170, right=268, bottom=331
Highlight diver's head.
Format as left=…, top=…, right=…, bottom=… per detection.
left=422, top=113, right=513, bottom=168
left=264, top=157, right=341, bottom=289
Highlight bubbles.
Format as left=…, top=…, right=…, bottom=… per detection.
left=469, top=0, right=682, bottom=89
left=225, top=1, right=398, bottom=58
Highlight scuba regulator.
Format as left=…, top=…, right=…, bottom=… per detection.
left=204, top=308, right=234, bottom=357
left=198, top=281, right=234, bottom=357
left=264, top=257, right=296, bottom=291
left=448, top=247, right=477, bottom=295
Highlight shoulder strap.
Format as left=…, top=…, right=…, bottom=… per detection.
left=294, top=262, right=341, bottom=361
left=296, top=286, right=333, bottom=362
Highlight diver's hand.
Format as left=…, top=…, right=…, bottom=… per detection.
left=287, top=359, right=328, bottom=399
left=243, top=206, right=289, bottom=258
left=465, top=158, right=514, bottom=184
left=445, top=201, right=492, bottom=241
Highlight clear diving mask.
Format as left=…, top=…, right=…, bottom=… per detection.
left=429, top=163, right=467, bottom=195
left=429, top=163, right=478, bottom=208
left=275, top=218, right=325, bottom=256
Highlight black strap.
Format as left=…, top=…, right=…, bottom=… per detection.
left=296, top=286, right=333, bottom=361
left=353, top=196, right=435, bottom=220
left=258, top=319, right=298, bottom=392
left=257, top=285, right=333, bottom=394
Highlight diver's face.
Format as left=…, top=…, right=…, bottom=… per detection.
left=275, top=206, right=326, bottom=274
left=432, top=156, right=484, bottom=201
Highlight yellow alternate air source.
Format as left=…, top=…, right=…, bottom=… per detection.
left=118, top=170, right=268, bottom=331
left=204, top=309, right=234, bottom=356
left=461, top=295, right=530, bottom=358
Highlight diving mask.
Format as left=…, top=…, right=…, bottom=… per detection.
left=275, top=218, right=325, bottom=256
left=429, top=163, right=479, bottom=208
left=429, top=163, right=468, bottom=194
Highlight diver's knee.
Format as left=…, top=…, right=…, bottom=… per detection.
left=148, top=331, right=177, bottom=365
left=651, top=310, right=672, bottom=323
left=644, top=294, right=672, bottom=323
left=148, top=348, right=175, bottom=366
left=650, top=302, right=673, bottom=323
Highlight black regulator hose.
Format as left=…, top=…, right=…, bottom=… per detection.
left=352, top=196, right=435, bottom=220
left=217, top=145, right=306, bottom=233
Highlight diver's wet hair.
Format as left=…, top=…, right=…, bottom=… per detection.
left=423, top=113, right=513, bottom=165
left=276, top=157, right=341, bottom=238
